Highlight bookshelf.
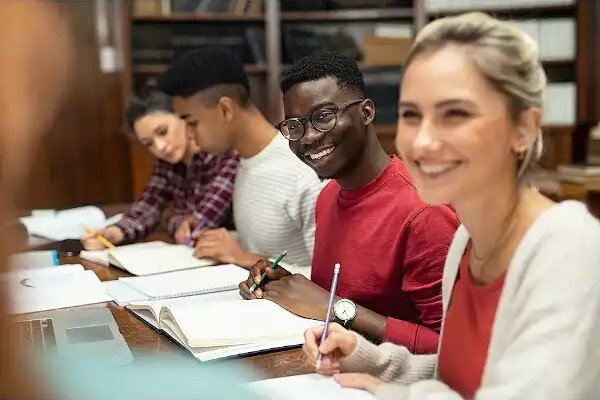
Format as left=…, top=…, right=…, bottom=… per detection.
left=123, top=0, right=599, bottom=201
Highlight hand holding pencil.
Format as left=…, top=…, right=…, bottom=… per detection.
left=81, top=226, right=121, bottom=250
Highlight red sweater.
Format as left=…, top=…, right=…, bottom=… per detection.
left=311, top=157, right=458, bottom=354
left=438, top=245, right=506, bottom=397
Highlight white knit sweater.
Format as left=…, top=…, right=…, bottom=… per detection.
left=341, top=201, right=600, bottom=399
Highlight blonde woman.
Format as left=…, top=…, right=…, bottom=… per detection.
left=303, top=12, right=600, bottom=399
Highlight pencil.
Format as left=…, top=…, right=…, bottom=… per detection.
left=249, top=251, right=288, bottom=292
left=85, top=227, right=116, bottom=249
left=316, top=263, right=341, bottom=370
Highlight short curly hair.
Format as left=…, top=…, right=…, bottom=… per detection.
left=157, top=47, right=250, bottom=105
left=280, top=51, right=365, bottom=96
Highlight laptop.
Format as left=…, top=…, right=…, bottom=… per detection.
left=15, top=307, right=133, bottom=365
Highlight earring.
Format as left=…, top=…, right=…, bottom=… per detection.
left=515, top=147, right=527, bottom=160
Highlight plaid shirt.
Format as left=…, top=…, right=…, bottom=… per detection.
left=116, top=149, right=238, bottom=241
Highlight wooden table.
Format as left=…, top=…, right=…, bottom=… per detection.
left=57, top=231, right=313, bottom=380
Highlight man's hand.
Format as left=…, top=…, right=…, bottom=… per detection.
left=239, top=259, right=291, bottom=300
left=80, top=226, right=124, bottom=250
left=193, top=228, right=259, bottom=268
left=174, top=215, right=198, bottom=245
left=262, top=274, right=330, bottom=320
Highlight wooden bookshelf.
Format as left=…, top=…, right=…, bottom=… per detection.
left=132, top=12, right=264, bottom=22
left=132, top=64, right=268, bottom=74
left=281, top=8, right=414, bottom=21
left=428, top=3, right=576, bottom=19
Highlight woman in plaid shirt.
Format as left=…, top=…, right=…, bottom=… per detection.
left=81, top=90, right=238, bottom=249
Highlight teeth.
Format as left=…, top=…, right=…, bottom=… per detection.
left=418, top=162, right=456, bottom=175
left=308, top=146, right=336, bottom=161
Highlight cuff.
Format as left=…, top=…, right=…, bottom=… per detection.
left=340, top=332, right=382, bottom=374
left=114, top=219, right=137, bottom=242
left=384, top=318, right=417, bottom=350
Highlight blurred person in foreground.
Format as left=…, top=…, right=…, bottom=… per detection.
left=0, top=2, right=255, bottom=399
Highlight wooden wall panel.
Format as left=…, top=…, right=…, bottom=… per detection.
left=18, top=1, right=131, bottom=210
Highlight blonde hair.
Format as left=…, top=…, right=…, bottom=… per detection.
left=405, top=12, right=546, bottom=179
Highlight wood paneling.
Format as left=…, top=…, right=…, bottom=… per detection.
left=18, top=1, right=131, bottom=210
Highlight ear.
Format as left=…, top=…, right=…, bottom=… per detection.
left=218, top=97, right=237, bottom=123
left=361, top=99, right=375, bottom=126
left=512, top=107, right=541, bottom=153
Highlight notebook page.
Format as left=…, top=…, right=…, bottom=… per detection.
left=247, top=374, right=376, bottom=400
left=164, top=299, right=322, bottom=348
left=10, top=269, right=111, bottom=314
left=119, top=264, right=248, bottom=299
left=109, top=244, right=216, bottom=276
left=81, top=241, right=168, bottom=267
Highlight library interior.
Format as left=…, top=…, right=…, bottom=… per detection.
left=1, top=0, right=600, bottom=399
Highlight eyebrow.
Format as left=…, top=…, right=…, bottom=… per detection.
left=284, top=101, right=336, bottom=119
left=399, top=98, right=477, bottom=109
left=179, top=114, right=192, bottom=120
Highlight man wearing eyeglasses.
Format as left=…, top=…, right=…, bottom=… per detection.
left=239, top=52, right=459, bottom=353
left=158, top=47, right=324, bottom=272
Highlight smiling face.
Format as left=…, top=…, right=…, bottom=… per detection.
left=134, top=111, right=189, bottom=164
left=395, top=45, right=524, bottom=206
left=283, top=77, right=369, bottom=180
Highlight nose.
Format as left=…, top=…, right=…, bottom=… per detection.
left=154, top=137, right=167, bottom=153
left=412, top=120, right=441, bottom=156
left=298, top=121, right=325, bottom=147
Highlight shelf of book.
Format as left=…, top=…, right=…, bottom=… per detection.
left=132, top=64, right=268, bottom=74
left=133, top=12, right=264, bottom=22
left=427, top=3, right=575, bottom=19
left=281, top=8, right=414, bottom=22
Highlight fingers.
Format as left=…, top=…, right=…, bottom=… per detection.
left=81, top=237, right=105, bottom=250
left=265, top=266, right=291, bottom=280
left=319, top=328, right=356, bottom=357
left=333, top=373, right=384, bottom=394
left=81, top=228, right=103, bottom=241
left=238, top=280, right=259, bottom=300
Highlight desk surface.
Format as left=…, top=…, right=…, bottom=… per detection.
left=59, top=231, right=313, bottom=380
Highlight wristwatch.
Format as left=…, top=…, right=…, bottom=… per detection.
left=333, top=299, right=357, bottom=327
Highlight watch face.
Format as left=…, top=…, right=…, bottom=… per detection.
left=334, top=299, right=356, bottom=321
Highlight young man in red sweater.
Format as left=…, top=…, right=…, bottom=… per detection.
left=239, top=52, right=458, bottom=353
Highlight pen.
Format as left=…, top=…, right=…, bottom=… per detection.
left=316, top=262, right=341, bottom=370
left=249, top=251, right=288, bottom=292
left=85, top=227, right=116, bottom=249
left=185, top=218, right=203, bottom=246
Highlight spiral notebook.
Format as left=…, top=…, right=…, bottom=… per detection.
left=118, top=264, right=249, bottom=300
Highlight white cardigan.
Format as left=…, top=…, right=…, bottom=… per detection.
left=340, top=201, right=600, bottom=399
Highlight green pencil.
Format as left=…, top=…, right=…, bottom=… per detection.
left=249, top=250, right=288, bottom=292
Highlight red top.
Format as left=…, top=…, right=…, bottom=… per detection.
left=310, top=157, right=458, bottom=354
left=438, top=244, right=507, bottom=398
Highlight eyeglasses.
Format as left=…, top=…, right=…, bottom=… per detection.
left=276, top=99, right=364, bottom=141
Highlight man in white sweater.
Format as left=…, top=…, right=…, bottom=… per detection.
left=158, top=48, right=323, bottom=272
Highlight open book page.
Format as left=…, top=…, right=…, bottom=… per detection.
left=118, top=264, right=248, bottom=299
left=127, top=290, right=241, bottom=329
left=81, top=241, right=168, bottom=267
left=108, top=244, right=216, bottom=276
left=161, top=299, right=322, bottom=348
left=19, top=206, right=117, bottom=241
left=247, top=374, right=376, bottom=400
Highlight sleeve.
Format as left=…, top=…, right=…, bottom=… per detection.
left=284, top=171, right=324, bottom=273
left=384, top=206, right=459, bottom=354
left=115, top=161, right=174, bottom=241
left=374, top=215, right=600, bottom=400
left=341, top=332, right=437, bottom=384
left=167, top=151, right=238, bottom=234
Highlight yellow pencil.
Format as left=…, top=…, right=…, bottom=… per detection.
left=85, top=227, right=116, bottom=249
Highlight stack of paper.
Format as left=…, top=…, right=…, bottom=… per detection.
left=19, top=206, right=122, bottom=241
left=8, top=264, right=111, bottom=314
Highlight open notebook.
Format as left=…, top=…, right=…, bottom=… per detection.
left=118, top=264, right=248, bottom=300
left=80, top=241, right=167, bottom=267
left=127, top=295, right=322, bottom=361
left=82, top=241, right=216, bottom=276
left=20, top=206, right=122, bottom=241
left=247, top=374, right=376, bottom=400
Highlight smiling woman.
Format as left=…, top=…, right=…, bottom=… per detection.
left=301, top=12, right=600, bottom=400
